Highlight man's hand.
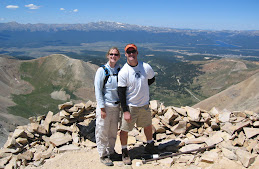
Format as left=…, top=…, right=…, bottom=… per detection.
left=100, top=108, right=106, bottom=119
left=124, top=111, right=131, bottom=123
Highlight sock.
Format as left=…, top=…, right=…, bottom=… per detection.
left=121, top=145, right=127, bottom=149
left=147, top=140, right=153, bottom=144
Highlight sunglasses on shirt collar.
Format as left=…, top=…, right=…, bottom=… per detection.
left=126, top=50, right=137, bottom=54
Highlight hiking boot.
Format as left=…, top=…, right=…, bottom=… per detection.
left=145, top=141, right=159, bottom=154
left=100, top=156, right=114, bottom=166
left=122, top=148, right=132, bottom=165
left=110, top=151, right=121, bottom=161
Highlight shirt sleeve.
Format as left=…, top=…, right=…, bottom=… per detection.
left=117, top=87, right=129, bottom=112
left=146, top=63, right=155, bottom=79
left=94, top=67, right=105, bottom=108
left=148, top=76, right=155, bottom=85
left=118, top=68, right=127, bottom=87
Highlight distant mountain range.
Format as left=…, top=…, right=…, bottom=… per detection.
left=1, top=21, right=259, bottom=34
left=1, top=21, right=259, bottom=50
left=0, top=21, right=177, bottom=32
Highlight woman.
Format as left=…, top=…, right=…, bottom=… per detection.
left=94, top=47, right=121, bottom=166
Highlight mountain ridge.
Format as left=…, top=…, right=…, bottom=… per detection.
left=1, top=21, right=259, bottom=60
left=0, top=54, right=99, bottom=146
left=1, top=21, right=259, bottom=34
left=193, top=71, right=259, bottom=113
left=191, top=58, right=259, bottom=98
left=0, top=54, right=98, bottom=118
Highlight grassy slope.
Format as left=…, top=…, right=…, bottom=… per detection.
left=8, top=55, right=80, bottom=118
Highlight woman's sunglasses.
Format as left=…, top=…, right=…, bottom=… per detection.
left=109, top=53, right=119, bottom=56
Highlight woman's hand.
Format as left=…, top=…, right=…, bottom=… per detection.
left=100, top=108, right=106, bottom=119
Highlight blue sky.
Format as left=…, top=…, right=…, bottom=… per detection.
left=0, top=0, right=258, bottom=30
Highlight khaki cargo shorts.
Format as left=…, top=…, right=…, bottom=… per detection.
left=120, top=104, right=152, bottom=132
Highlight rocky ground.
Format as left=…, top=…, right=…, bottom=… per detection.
left=1, top=100, right=258, bottom=168
left=0, top=113, right=29, bottom=148
left=23, top=145, right=259, bottom=169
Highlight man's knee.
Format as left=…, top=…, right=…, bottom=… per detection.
left=144, top=124, right=152, bottom=131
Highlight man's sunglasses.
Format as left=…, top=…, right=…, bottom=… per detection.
left=109, top=53, right=119, bottom=56
left=126, top=50, right=137, bottom=54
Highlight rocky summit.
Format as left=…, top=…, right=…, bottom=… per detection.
left=0, top=100, right=258, bottom=168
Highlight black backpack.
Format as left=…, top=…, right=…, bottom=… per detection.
left=101, top=65, right=120, bottom=88
left=76, top=119, right=96, bottom=143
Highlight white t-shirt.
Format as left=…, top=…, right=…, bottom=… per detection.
left=118, top=61, right=154, bottom=107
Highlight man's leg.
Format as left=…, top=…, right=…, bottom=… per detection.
left=119, top=106, right=138, bottom=165
left=144, top=124, right=153, bottom=141
left=120, top=130, right=132, bottom=165
left=120, top=130, right=128, bottom=146
left=144, top=124, right=158, bottom=154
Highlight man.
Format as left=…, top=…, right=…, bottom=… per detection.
left=117, top=44, right=156, bottom=165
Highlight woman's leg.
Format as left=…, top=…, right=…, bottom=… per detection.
left=95, top=107, right=110, bottom=157
left=106, top=106, right=120, bottom=154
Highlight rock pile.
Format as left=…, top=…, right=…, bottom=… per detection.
left=0, top=100, right=97, bottom=168
left=0, top=100, right=258, bottom=168
left=147, top=100, right=259, bottom=168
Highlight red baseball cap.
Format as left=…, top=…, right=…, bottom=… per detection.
left=125, top=44, right=137, bottom=51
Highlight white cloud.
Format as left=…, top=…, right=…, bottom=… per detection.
left=6, top=5, right=19, bottom=9
left=25, top=4, right=40, bottom=10
left=0, top=18, right=4, bottom=21
left=60, top=8, right=65, bottom=11
left=73, top=9, right=78, bottom=12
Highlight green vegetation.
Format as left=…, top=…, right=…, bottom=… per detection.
left=8, top=57, right=81, bottom=118
left=150, top=86, right=200, bottom=107
left=140, top=51, right=205, bottom=107
left=8, top=85, right=64, bottom=118
left=7, top=47, right=259, bottom=118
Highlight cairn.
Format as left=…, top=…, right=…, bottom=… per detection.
left=0, top=100, right=258, bottom=168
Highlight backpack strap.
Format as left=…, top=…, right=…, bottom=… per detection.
left=101, top=65, right=110, bottom=89
left=115, top=67, right=120, bottom=82
left=101, top=65, right=121, bottom=89
left=116, top=67, right=121, bottom=75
